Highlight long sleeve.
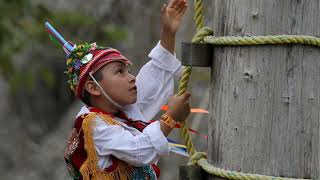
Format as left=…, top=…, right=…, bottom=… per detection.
left=135, top=41, right=182, bottom=120
left=92, top=116, right=170, bottom=167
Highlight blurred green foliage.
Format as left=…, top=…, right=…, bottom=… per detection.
left=0, top=0, right=127, bottom=94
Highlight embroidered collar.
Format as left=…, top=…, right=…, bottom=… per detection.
left=88, top=107, right=114, bottom=116
left=88, top=107, right=131, bottom=120
left=88, top=107, right=150, bottom=132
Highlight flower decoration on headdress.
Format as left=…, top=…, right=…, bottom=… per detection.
left=65, top=43, right=96, bottom=92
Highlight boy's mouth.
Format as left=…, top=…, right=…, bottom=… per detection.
left=129, top=86, right=137, bottom=92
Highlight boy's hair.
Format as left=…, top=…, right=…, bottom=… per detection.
left=81, top=69, right=103, bottom=106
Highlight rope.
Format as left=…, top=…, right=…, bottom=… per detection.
left=192, top=27, right=320, bottom=47
left=205, top=34, right=320, bottom=46
left=194, top=0, right=204, bottom=32
left=176, top=1, right=319, bottom=179
left=188, top=152, right=309, bottom=180
left=177, top=0, right=205, bottom=156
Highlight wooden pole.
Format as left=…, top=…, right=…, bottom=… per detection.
left=208, top=0, right=320, bottom=179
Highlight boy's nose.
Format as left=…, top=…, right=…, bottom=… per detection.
left=128, top=73, right=136, bottom=83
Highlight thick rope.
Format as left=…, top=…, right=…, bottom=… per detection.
left=194, top=0, right=204, bottom=32
left=192, top=27, right=320, bottom=47
left=177, top=0, right=205, bottom=156
left=177, top=1, right=319, bottom=179
left=204, top=34, right=320, bottom=46
left=188, top=152, right=309, bottom=180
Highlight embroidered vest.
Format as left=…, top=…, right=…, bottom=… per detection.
left=64, top=109, right=160, bottom=180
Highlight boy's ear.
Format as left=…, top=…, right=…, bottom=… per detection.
left=84, top=80, right=101, bottom=96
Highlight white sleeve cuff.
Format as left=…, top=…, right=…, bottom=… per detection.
left=143, top=121, right=169, bottom=155
left=148, top=41, right=181, bottom=73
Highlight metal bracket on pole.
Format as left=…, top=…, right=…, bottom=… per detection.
left=181, top=42, right=213, bottom=67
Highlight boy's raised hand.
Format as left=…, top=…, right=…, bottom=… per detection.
left=161, top=0, right=188, bottom=35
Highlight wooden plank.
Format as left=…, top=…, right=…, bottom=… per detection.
left=206, top=0, right=320, bottom=179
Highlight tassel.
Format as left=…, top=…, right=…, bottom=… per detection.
left=80, top=113, right=133, bottom=180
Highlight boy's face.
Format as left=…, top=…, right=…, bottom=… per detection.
left=98, top=61, right=137, bottom=106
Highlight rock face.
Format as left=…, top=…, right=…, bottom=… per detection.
left=1, top=1, right=210, bottom=179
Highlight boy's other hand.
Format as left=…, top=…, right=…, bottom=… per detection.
left=166, top=92, right=191, bottom=122
left=161, top=0, right=188, bottom=35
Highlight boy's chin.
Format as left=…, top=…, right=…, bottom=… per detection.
left=122, top=97, right=137, bottom=106
left=129, top=97, right=137, bottom=104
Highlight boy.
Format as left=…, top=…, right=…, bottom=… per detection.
left=48, top=0, right=190, bottom=179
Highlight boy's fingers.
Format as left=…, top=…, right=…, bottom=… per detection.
left=168, top=0, right=179, bottom=9
left=179, top=1, right=188, bottom=14
left=168, top=95, right=177, bottom=101
left=181, top=92, right=191, bottom=101
left=176, top=1, right=184, bottom=10
left=179, top=4, right=187, bottom=14
left=178, top=2, right=187, bottom=12
left=176, top=7, right=183, bottom=13
left=161, top=4, right=167, bottom=13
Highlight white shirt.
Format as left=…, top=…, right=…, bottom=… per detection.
left=76, top=41, right=182, bottom=170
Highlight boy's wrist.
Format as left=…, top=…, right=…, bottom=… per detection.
left=160, top=30, right=176, bottom=54
left=161, top=28, right=176, bottom=37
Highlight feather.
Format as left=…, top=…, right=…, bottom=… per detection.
left=49, top=35, right=61, bottom=48
left=45, top=21, right=74, bottom=53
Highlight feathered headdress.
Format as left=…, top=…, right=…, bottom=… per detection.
left=45, top=21, right=131, bottom=99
